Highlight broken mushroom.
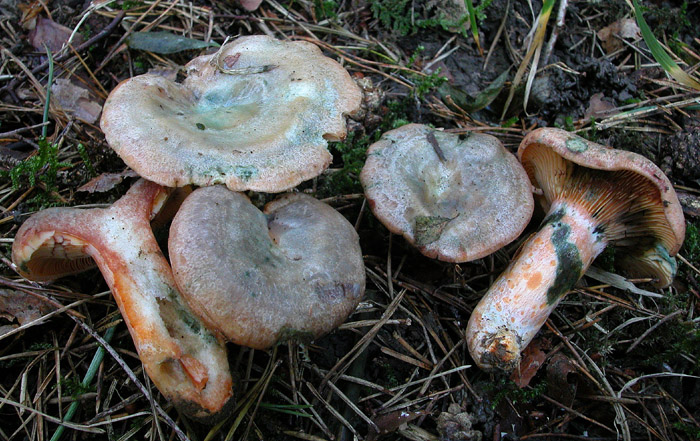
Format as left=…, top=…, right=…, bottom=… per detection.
left=466, top=128, right=686, bottom=372
left=100, top=35, right=362, bottom=193
left=12, top=179, right=234, bottom=421
left=360, top=124, right=534, bottom=262
left=169, top=186, right=365, bottom=349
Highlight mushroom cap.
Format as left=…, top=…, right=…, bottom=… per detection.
left=169, top=186, right=366, bottom=349
left=360, top=124, right=534, bottom=262
left=100, top=35, right=362, bottom=193
left=518, top=127, right=686, bottom=286
left=12, top=180, right=234, bottom=421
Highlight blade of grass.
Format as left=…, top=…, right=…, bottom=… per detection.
left=49, top=325, right=115, bottom=441
left=631, top=0, right=700, bottom=90
left=42, top=44, right=54, bottom=139
left=464, top=0, right=483, bottom=56
left=500, top=0, right=556, bottom=120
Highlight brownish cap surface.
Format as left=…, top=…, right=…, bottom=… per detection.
left=518, top=127, right=686, bottom=286
left=169, top=186, right=366, bottom=349
left=360, top=124, right=534, bottom=262
left=100, top=35, right=361, bottom=193
left=12, top=180, right=234, bottom=421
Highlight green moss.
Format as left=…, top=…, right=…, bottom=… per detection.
left=59, top=377, right=95, bottom=399
left=319, top=100, right=411, bottom=197
left=2, top=137, right=71, bottom=192
left=488, top=377, right=548, bottom=408
left=682, top=222, right=699, bottom=264
left=314, top=0, right=338, bottom=19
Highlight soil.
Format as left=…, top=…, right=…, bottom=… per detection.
left=0, top=1, right=699, bottom=440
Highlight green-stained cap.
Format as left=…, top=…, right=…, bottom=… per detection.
left=101, top=35, right=362, bottom=193
left=360, top=124, right=534, bottom=262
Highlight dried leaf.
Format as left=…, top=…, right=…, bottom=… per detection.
left=18, top=1, right=43, bottom=29
left=586, top=266, right=663, bottom=298
left=597, top=18, right=640, bottom=54
left=77, top=170, right=140, bottom=193
left=546, top=353, right=578, bottom=405
left=127, top=31, right=218, bottom=54
left=238, top=0, right=263, bottom=11
left=52, top=78, right=103, bottom=124
left=0, top=289, right=52, bottom=336
left=368, top=410, right=426, bottom=440
left=439, top=69, right=509, bottom=113
left=27, top=17, right=84, bottom=52
left=414, top=215, right=452, bottom=246
left=510, top=338, right=547, bottom=388
left=584, top=92, right=617, bottom=120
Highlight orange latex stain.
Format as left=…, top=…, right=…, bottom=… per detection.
left=180, top=354, right=209, bottom=391
left=526, top=272, right=543, bottom=290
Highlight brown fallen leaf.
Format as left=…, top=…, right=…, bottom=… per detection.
left=0, top=289, right=53, bottom=336
left=546, top=353, right=578, bottom=406
left=367, top=409, right=427, bottom=441
left=238, top=0, right=263, bottom=11
left=510, top=338, right=548, bottom=388
left=27, top=17, right=84, bottom=52
left=584, top=92, right=617, bottom=120
left=77, top=170, right=140, bottom=193
left=597, top=18, right=641, bottom=54
left=52, top=79, right=103, bottom=124
left=18, top=1, right=43, bottom=29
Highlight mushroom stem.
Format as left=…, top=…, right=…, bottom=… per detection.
left=466, top=200, right=607, bottom=372
left=12, top=180, right=233, bottom=421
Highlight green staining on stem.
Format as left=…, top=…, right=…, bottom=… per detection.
left=544, top=207, right=584, bottom=305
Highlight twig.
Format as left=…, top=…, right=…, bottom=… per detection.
left=67, top=315, right=190, bottom=441
left=1, top=11, right=126, bottom=100
left=0, top=122, right=51, bottom=138
left=49, top=326, right=115, bottom=441
left=626, top=310, right=684, bottom=353
left=542, top=0, right=568, bottom=65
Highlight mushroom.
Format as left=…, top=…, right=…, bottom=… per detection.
left=466, top=128, right=686, bottom=372
left=168, top=186, right=365, bottom=349
left=100, top=35, right=362, bottom=193
left=360, top=124, right=534, bottom=262
left=11, top=179, right=234, bottom=421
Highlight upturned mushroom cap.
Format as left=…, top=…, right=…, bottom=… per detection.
left=12, top=180, right=234, bottom=421
left=100, top=35, right=361, bottom=193
left=518, top=127, right=686, bottom=287
left=169, top=186, right=365, bottom=349
left=360, top=124, right=534, bottom=262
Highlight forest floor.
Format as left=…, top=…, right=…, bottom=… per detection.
left=0, top=0, right=699, bottom=440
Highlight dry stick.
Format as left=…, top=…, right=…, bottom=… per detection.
left=626, top=310, right=684, bottom=353
left=321, top=290, right=407, bottom=386
left=65, top=315, right=190, bottom=441
left=305, top=382, right=358, bottom=438
left=542, top=0, right=568, bottom=65
left=0, top=397, right=103, bottom=434
left=1, top=11, right=126, bottom=100
left=0, top=122, right=50, bottom=138
left=318, top=371, right=378, bottom=433
left=483, top=0, right=510, bottom=70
